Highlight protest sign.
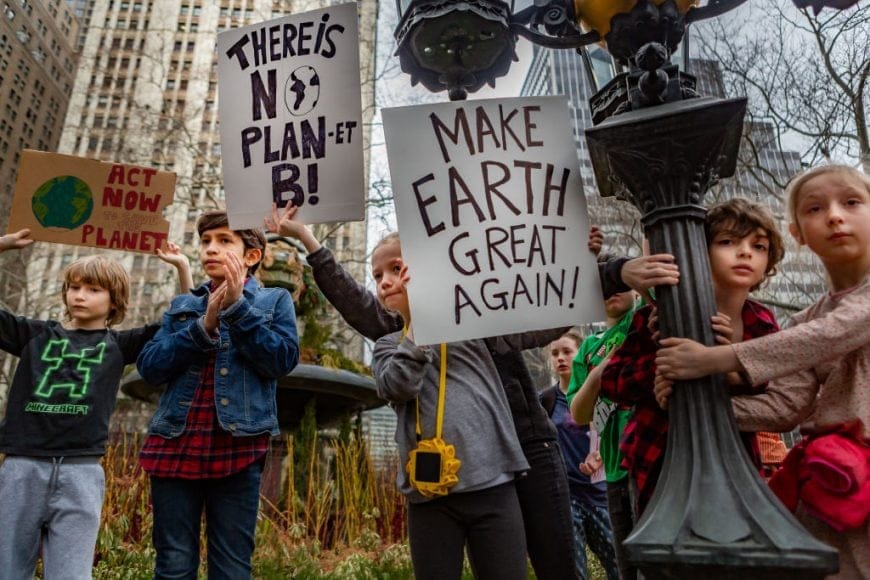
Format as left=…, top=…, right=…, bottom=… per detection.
left=383, top=96, right=605, bottom=345
left=8, top=150, right=176, bottom=254
left=217, top=3, right=365, bottom=229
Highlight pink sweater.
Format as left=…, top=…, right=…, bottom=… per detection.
left=730, top=275, right=870, bottom=579
left=731, top=276, right=870, bottom=438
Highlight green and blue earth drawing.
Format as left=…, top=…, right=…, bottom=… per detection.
left=31, top=175, right=94, bottom=229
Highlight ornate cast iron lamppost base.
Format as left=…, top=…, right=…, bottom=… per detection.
left=586, top=95, right=839, bottom=579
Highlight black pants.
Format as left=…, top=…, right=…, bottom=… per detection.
left=515, top=439, right=579, bottom=580
left=407, top=481, right=527, bottom=580
left=607, top=477, right=638, bottom=580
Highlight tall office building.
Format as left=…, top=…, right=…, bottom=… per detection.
left=0, top=0, right=80, bottom=232
left=520, top=45, right=827, bottom=318
left=23, top=0, right=376, bottom=354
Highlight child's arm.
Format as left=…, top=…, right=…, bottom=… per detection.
left=486, top=327, right=570, bottom=354
left=218, top=252, right=300, bottom=379
left=155, top=241, right=194, bottom=294
left=570, top=351, right=612, bottom=425
left=0, top=229, right=34, bottom=253
left=0, top=307, right=45, bottom=355
left=266, top=202, right=402, bottom=340
left=730, top=372, right=819, bottom=433
left=371, top=332, right=431, bottom=403
left=657, top=285, right=870, bottom=384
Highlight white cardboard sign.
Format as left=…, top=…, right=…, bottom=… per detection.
left=217, top=3, right=364, bottom=229
left=383, top=96, right=606, bottom=345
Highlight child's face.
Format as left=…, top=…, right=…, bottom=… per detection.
left=371, top=240, right=408, bottom=314
left=65, top=279, right=112, bottom=329
left=708, top=225, right=770, bottom=293
left=604, top=290, right=636, bottom=319
left=549, top=336, right=579, bottom=382
left=199, top=226, right=260, bottom=284
left=790, top=173, right=870, bottom=267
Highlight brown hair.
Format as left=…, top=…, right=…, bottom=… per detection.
left=705, top=197, right=785, bottom=291
left=786, top=164, right=870, bottom=232
left=62, top=256, right=130, bottom=327
left=196, top=210, right=267, bottom=274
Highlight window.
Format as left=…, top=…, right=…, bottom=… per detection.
left=16, top=26, right=30, bottom=44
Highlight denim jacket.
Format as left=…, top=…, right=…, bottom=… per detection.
left=137, top=277, right=299, bottom=438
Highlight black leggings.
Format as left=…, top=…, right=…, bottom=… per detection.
left=407, top=481, right=527, bottom=580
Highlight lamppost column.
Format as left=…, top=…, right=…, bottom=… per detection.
left=586, top=94, right=838, bottom=579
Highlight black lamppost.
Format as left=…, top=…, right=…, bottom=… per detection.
left=392, top=0, right=859, bottom=577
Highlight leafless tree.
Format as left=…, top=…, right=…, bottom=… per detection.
left=696, top=2, right=868, bottom=179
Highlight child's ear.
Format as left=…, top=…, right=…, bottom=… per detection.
left=243, top=248, right=262, bottom=268
left=788, top=223, right=804, bottom=246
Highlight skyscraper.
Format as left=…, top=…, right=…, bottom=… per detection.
left=0, top=0, right=80, bottom=232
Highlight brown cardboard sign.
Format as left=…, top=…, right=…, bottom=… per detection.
left=8, top=150, right=176, bottom=254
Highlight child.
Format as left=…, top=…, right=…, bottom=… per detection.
left=599, top=197, right=785, bottom=515
left=568, top=287, right=639, bottom=580
left=136, top=211, right=299, bottom=579
left=0, top=228, right=191, bottom=579
left=541, top=329, right=619, bottom=580
left=266, top=201, right=677, bottom=579
left=370, top=232, right=566, bottom=580
left=656, top=165, right=870, bottom=578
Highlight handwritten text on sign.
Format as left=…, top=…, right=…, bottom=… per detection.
left=8, top=150, right=175, bottom=254
left=383, top=97, right=605, bottom=345
left=218, top=3, right=365, bottom=229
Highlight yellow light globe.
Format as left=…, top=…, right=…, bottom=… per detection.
left=573, top=0, right=699, bottom=38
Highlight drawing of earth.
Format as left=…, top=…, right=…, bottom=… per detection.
left=31, top=175, right=94, bottom=229
left=284, top=65, right=320, bottom=116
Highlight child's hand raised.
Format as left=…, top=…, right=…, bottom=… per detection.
left=264, top=202, right=321, bottom=253
left=265, top=202, right=305, bottom=238
left=155, top=240, right=188, bottom=269
left=0, top=229, right=34, bottom=252
left=156, top=241, right=195, bottom=294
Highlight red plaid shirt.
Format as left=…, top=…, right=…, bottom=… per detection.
left=139, top=353, right=270, bottom=479
left=600, top=300, right=779, bottom=514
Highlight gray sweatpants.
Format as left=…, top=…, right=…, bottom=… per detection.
left=0, top=455, right=105, bottom=580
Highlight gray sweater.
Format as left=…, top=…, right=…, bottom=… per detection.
left=372, top=330, right=561, bottom=503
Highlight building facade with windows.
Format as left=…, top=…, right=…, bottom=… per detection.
left=0, top=0, right=79, bottom=232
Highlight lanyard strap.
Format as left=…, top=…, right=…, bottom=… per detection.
left=415, top=342, right=447, bottom=440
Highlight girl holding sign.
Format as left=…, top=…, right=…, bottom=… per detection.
left=369, top=232, right=564, bottom=579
